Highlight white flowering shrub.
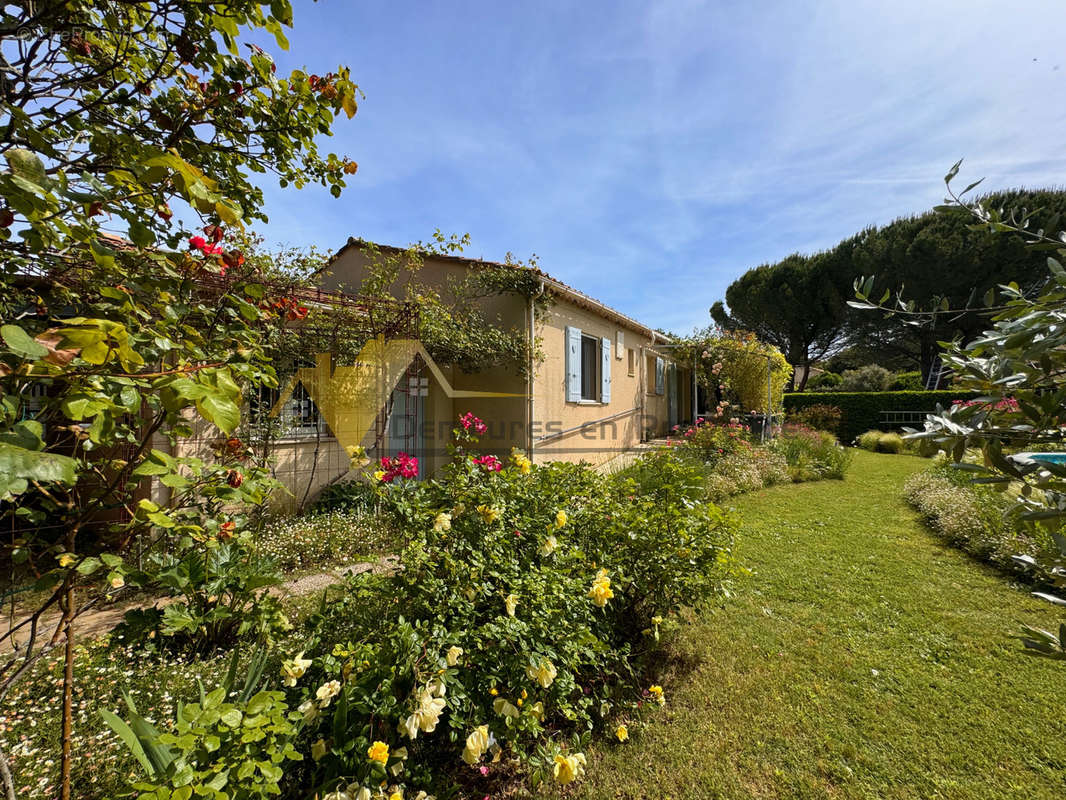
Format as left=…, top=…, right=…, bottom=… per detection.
left=903, top=467, right=1052, bottom=568
left=279, top=417, right=738, bottom=797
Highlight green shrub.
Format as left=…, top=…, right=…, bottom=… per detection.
left=857, top=430, right=883, bottom=451
left=670, top=419, right=753, bottom=465
left=783, top=391, right=982, bottom=442
left=256, top=511, right=397, bottom=573
left=279, top=416, right=738, bottom=797
left=875, top=432, right=905, bottom=454
left=839, top=365, right=894, bottom=392
left=116, top=536, right=289, bottom=654
left=806, top=371, right=842, bottom=391
left=771, top=424, right=852, bottom=481
left=791, top=403, right=842, bottom=435
left=309, top=479, right=379, bottom=514
left=704, top=447, right=791, bottom=501
left=103, top=650, right=301, bottom=800
left=889, top=370, right=924, bottom=391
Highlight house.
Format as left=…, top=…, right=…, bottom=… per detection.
left=304, top=240, right=694, bottom=477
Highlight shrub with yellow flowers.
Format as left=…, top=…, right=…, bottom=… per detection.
left=282, top=413, right=738, bottom=796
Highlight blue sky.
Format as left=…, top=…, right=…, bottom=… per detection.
left=255, top=0, right=1066, bottom=333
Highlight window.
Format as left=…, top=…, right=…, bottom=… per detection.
left=565, top=326, right=611, bottom=404
left=250, top=359, right=327, bottom=439
left=580, top=335, right=600, bottom=401
left=645, top=354, right=665, bottom=395
left=627, top=348, right=636, bottom=377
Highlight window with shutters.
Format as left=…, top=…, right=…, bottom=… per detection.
left=627, top=348, right=636, bottom=376
left=580, top=335, right=600, bottom=401
left=565, top=326, right=611, bottom=404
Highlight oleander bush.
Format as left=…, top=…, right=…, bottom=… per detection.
left=669, top=418, right=754, bottom=466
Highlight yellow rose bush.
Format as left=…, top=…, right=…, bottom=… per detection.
left=283, top=414, right=738, bottom=796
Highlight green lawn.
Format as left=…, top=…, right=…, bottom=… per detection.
left=565, top=450, right=1065, bottom=800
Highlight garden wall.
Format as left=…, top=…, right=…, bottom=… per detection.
left=783, top=390, right=982, bottom=442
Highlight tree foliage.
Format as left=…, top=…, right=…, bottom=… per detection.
left=0, top=3, right=360, bottom=797
left=713, top=189, right=1066, bottom=385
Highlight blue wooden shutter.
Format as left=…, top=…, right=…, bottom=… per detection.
left=655, top=357, right=665, bottom=395
left=600, top=336, right=612, bottom=403
left=565, top=326, right=581, bottom=402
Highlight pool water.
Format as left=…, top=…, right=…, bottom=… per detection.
left=1016, top=452, right=1066, bottom=465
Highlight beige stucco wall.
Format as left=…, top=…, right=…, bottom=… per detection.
left=316, top=241, right=689, bottom=471
left=532, top=296, right=679, bottom=466
left=321, top=246, right=529, bottom=460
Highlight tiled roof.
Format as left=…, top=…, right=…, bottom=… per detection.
left=326, top=238, right=668, bottom=342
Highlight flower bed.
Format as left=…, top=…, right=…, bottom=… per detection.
left=9, top=414, right=739, bottom=799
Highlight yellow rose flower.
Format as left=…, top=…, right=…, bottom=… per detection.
left=616, top=724, right=629, bottom=742
left=433, top=512, right=452, bottom=533
left=526, top=658, right=557, bottom=689
left=373, top=470, right=387, bottom=482
left=489, top=687, right=498, bottom=696
left=504, top=593, right=518, bottom=617
left=316, top=680, right=341, bottom=706
left=588, top=569, right=613, bottom=608
left=493, top=697, right=519, bottom=718
left=446, top=645, right=463, bottom=666
left=555, top=509, right=567, bottom=529
left=461, top=724, right=490, bottom=765
left=539, top=535, right=557, bottom=556
left=649, top=685, right=665, bottom=706
left=403, top=687, right=447, bottom=739
left=477, top=504, right=500, bottom=524
left=58, top=553, right=76, bottom=568
left=346, top=444, right=370, bottom=469
left=280, top=651, right=312, bottom=687
left=529, top=701, right=545, bottom=721
left=367, top=740, right=390, bottom=764
left=552, top=752, right=587, bottom=784
left=510, top=448, right=533, bottom=474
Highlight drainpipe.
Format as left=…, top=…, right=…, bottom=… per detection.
left=693, top=351, right=699, bottom=424
left=527, top=280, right=545, bottom=461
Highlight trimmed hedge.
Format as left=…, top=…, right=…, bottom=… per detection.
left=783, top=391, right=982, bottom=442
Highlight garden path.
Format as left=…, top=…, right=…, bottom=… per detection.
left=2, top=555, right=398, bottom=653
left=564, top=450, right=1066, bottom=800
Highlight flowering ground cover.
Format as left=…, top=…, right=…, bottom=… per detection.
left=562, top=450, right=1065, bottom=800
